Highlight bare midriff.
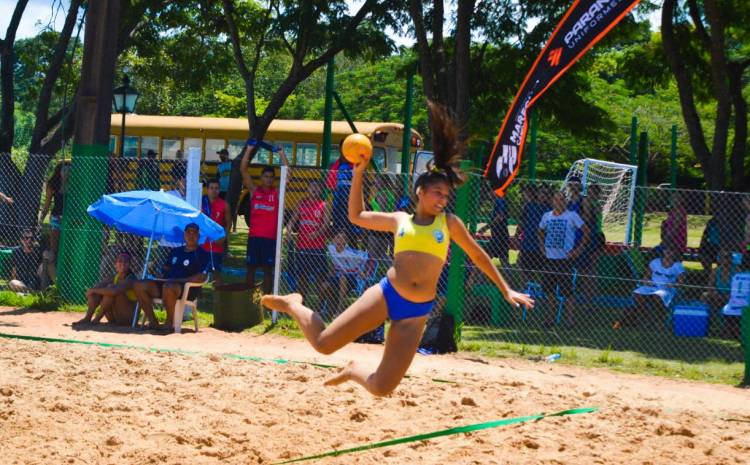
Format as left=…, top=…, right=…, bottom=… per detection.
left=386, top=251, right=446, bottom=303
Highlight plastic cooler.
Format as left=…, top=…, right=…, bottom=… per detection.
left=672, top=303, right=709, bottom=337
left=0, top=247, right=14, bottom=279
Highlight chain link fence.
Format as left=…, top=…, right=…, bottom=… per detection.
left=0, top=153, right=748, bottom=383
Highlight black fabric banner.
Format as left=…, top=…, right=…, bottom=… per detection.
left=483, top=0, right=641, bottom=195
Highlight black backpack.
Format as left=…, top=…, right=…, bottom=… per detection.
left=420, top=312, right=457, bottom=354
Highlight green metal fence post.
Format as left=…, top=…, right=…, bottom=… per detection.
left=445, top=160, right=474, bottom=343
left=321, top=57, right=335, bottom=169
left=629, top=116, right=638, bottom=165
left=58, top=146, right=108, bottom=303
left=528, top=110, right=538, bottom=181
left=670, top=125, right=677, bottom=188
left=742, top=305, right=750, bottom=386
left=633, top=131, right=648, bottom=247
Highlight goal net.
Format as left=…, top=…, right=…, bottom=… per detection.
left=563, top=158, right=637, bottom=245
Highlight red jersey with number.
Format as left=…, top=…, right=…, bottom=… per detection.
left=201, top=197, right=227, bottom=253
left=296, top=199, right=326, bottom=249
left=249, top=186, right=279, bottom=239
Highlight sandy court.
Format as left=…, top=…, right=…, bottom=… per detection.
left=1, top=307, right=750, bottom=464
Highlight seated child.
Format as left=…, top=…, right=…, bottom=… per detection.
left=614, top=246, right=685, bottom=329
left=323, top=230, right=369, bottom=317
left=73, top=252, right=137, bottom=327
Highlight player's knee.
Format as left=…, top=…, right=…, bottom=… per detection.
left=313, top=336, right=338, bottom=355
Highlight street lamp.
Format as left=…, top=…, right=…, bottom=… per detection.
left=112, top=75, right=139, bottom=157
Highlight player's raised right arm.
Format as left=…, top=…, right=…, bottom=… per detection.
left=348, top=162, right=399, bottom=233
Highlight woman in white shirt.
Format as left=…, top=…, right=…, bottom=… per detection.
left=614, top=247, right=685, bottom=329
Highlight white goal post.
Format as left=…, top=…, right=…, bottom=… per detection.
left=563, top=158, right=638, bottom=245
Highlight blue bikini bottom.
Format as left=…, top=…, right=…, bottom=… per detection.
left=378, top=277, right=434, bottom=321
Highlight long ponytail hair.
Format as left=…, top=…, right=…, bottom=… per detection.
left=414, top=101, right=466, bottom=194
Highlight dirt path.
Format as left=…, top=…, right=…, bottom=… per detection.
left=1, top=306, right=749, bottom=464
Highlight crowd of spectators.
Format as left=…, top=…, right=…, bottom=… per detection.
left=3, top=149, right=750, bottom=339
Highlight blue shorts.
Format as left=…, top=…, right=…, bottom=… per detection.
left=379, top=277, right=434, bottom=321
left=246, top=237, right=276, bottom=267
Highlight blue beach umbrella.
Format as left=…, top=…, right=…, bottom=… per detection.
left=88, top=190, right=225, bottom=245
left=87, top=190, right=226, bottom=327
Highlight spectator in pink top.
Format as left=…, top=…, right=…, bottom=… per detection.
left=240, top=143, right=289, bottom=294
left=660, top=193, right=687, bottom=254
left=201, top=178, right=231, bottom=285
left=286, top=180, right=330, bottom=294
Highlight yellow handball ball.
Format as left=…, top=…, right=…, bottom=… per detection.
left=341, top=133, right=373, bottom=164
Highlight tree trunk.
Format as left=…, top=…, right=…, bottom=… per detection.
left=29, top=0, right=82, bottom=153
left=703, top=0, right=731, bottom=190
left=728, top=61, right=748, bottom=191
left=454, top=0, right=474, bottom=143
left=661, top=0, right=717, bottom=189
left=0, top=0, right=30, bottom=153
left=432, top=0, right=450, bottom=106
left=408, top=0, right=436, bottom=102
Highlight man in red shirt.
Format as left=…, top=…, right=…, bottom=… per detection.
left=240, top=144, right=289, bottom=294
left=285, top=180, right=330, bottom=294
left=201, top=178, right=231, bottom=285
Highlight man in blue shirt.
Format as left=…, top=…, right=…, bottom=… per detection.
left=515, top=185, right=546, bottom=282
left=133, top=223, right=209, bottom=332
left=217, top=149, right=232, bottom=199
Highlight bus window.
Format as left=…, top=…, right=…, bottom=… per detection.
left=123, top=136, right=138, bottom=158
left=161, top=139, right=180, bottom=159
left=228, top=140, right=245, bottom=159
left=255, top=148, right=272, bottom=165
left=276, top=141, right=293, bottom=163
left=296, top=143, right=318, bottom=166
left=331, top=144, right=341, bottom=165
left=141, top=136, right=158, bottom=158
left=372, top=147, right=386, bottom=171
left=184, top=138, right=202, bottom=159
left=109, top=136, right=116, bottom=154
left=204, top=139, right=225, bottom=162
left=386, top=148, right=401, bottom=173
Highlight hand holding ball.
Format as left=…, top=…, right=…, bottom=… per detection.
left=341, top=133, right=373, bottom=165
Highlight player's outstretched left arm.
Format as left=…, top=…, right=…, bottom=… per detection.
left=447, top=214, right=534, bottom=309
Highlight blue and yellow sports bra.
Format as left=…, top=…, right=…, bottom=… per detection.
left=393, top=213, right=450, bottom=261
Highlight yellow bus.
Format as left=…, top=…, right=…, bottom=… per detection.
left=109, top=115, right=423, bottom=173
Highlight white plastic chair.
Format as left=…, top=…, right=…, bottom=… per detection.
left=140, top=277, right=209, bottom=333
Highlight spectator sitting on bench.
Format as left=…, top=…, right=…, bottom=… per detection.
left=614, top=246, right=685, bottom=329
left=699, top=216, right=721, bottom=272
left=700, top=249, right=737, bottom=316
left=8, top=229, right=42, bottom=293
left=73, top=251, right=137, bottom=327
left=133, top=223, right=209, bottom=332
left=323, top=230, right=368, bottom=315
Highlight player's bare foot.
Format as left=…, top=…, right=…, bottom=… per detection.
left=324, top=360, right=355, bottom=387
left=261, top=293, right=303, bottom=313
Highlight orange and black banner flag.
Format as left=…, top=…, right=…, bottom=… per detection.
left=483, top=0, right=641, bottom=196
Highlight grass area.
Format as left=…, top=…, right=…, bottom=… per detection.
left=459, top=323, right=744, bottom=386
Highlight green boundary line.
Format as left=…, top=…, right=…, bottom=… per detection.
left=0, top=332, right=596, bottom=463
left=274, top=407, right=598, bottom=464
left=0, top=332, right=455, bottom=383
